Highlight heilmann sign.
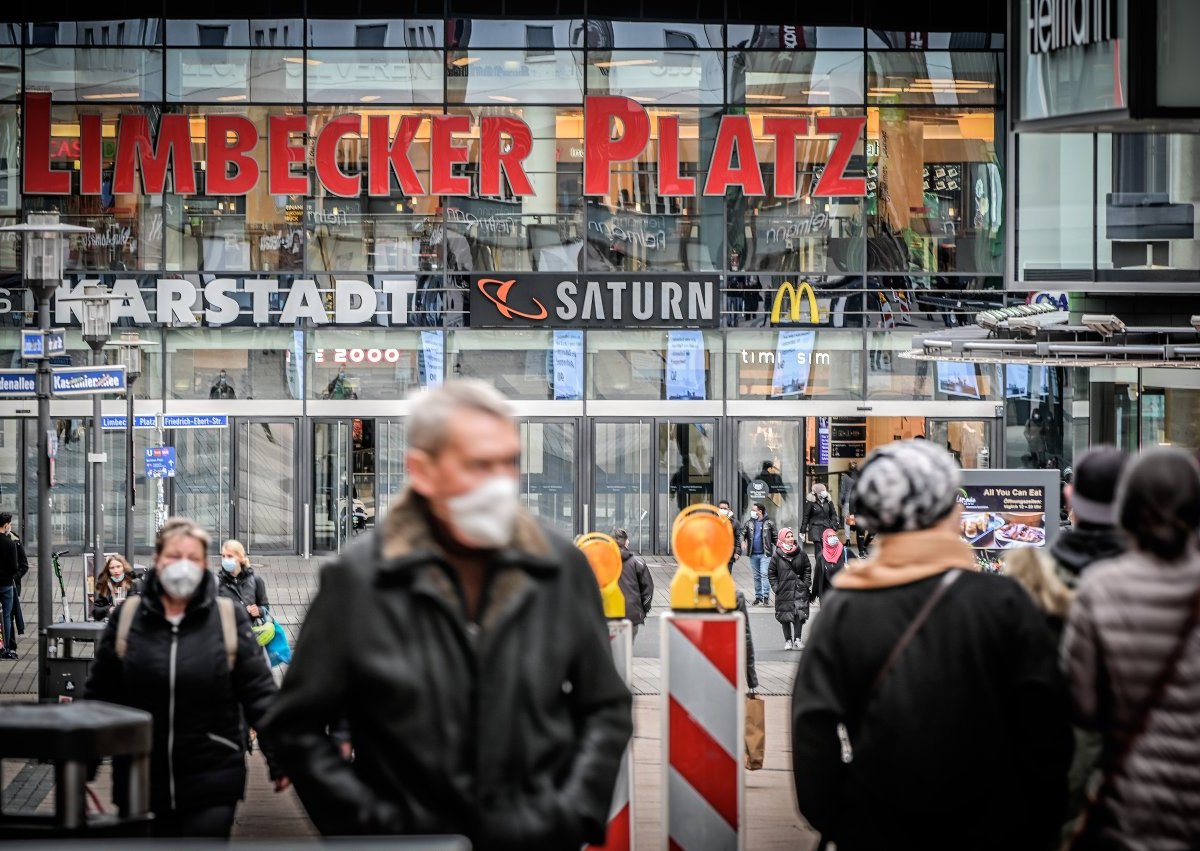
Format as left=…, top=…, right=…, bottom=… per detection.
left=23, top=93, right=867, bottom=199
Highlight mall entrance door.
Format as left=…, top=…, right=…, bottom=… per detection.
left=311, top=418, right=406, bottom=554
left=590, top=419, right=717, bottom=556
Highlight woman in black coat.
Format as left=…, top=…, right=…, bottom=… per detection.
left=85, top=518, right=283, bottom=838
left=91, top=555, right=136, bottom=622
left=768, top=527, right=813, bottom=651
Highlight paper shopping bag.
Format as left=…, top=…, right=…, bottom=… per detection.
left=745, top=694, right=766, bottom=771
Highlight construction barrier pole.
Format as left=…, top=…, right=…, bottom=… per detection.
left=661, top=611, right=745, bottom=851
left=588, top=618, right=635, bottom=851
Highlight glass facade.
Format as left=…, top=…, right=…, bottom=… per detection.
left=0, top=11, right=1015, bottom=554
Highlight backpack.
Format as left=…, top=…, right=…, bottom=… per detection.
left=115, top=596, right=238, bottom=671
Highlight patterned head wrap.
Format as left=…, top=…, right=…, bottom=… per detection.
left=854, top=439, right=961, bottom=533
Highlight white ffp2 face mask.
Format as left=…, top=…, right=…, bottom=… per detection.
left=445, top=476, right=520, bottom=549
left=159, top=559, right=204, bottom=601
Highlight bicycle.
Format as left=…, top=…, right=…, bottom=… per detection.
left=52, top=549, right=72, bottom=623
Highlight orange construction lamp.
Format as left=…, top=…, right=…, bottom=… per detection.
left=670, top=504, right=737, bottom=611
left=575, top=532, right=626, bottom=619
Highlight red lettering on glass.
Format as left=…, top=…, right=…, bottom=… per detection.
left=367, top=114, right=425, bottom=197
left=703, top=116, right=764, bottom=196
left=316, top=114, right=362, bottom=198
left=584, top=96, right=650, bottom=196
left=813, top=116, right=867, bottom=197
left=430, top=115, right=471, bottom=196
left=762, top=117, right=808, bottom=198
left=80, top=114, right=103, bottom=195
left=113, top=113, right=196, bottom=195
left=480, top=116, right=534, bottom=197
left=268, top=114, right=308, bottom=195
left=24, top=92, right=70, bottom=194
left=656, top=115, right=695, bottom=197
left=206, top=115, right=260, bottom=195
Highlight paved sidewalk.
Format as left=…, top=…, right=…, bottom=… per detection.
left=1, top=554, right=801, bottom=696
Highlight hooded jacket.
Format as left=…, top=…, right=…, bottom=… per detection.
left=259, top=489, right=633, bottom=849
left=1050, top=523, right=1127, bottom=587
left=792, top=528, right=1073, bottom=851
left=616, top=544, right=654, bottom=626
left=768, top=546, right=812, bottom=624
left=1062, top=548, right=1200, bottom=850
left=84, top=571, right=278, bottom=814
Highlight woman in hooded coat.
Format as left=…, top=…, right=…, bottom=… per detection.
left=769, top=528, right=813, bottom=651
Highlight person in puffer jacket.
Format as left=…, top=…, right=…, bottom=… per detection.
left=1063, top=447, right=1200, bottom=850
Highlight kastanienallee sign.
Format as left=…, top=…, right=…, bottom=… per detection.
left=22, top=93, right=867, bottom=199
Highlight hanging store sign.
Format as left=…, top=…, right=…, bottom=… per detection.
left=470, top=274, right=718, bottom=329
left=23, top=92, right=866, bottom=200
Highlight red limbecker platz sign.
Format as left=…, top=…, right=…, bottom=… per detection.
left=23, top=92, right=867, bottom=200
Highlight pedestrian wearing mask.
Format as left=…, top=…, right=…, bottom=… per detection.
left=717, top=500, right=743, bottom=572
left=260, top=380, right=632, bottom=847
left=768, top=528, right=812, bottom=651
left=217, top=539, right=269, bottom=624
left=792, top=440, right=1072, bottom=851
left=92, top=554, right=137, bottom=622
left=741, top=503, right=777, bottom=606
left=802, top=483, right=840, bottom=604
left=85, top=518, right=284, bottom=838
left=1063, top=448, right=1200, bottom=849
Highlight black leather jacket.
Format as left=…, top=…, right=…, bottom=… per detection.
left=741, top=517, right=779, bottom=557
left=260, top=490, right=633, bottom=849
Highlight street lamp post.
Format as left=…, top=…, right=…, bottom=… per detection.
left=0, top=213, right=93, bottom=702
left=109, top=332, right=153, bottom=565
left=79, top=284, right=113, bottom=600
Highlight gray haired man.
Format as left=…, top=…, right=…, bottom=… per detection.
left=262, top=379, right=633, bottom=848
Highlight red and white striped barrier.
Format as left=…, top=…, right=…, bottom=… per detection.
left=662, top=612, right=745, bottom=851
left=588, top=619, right=635, bottom=851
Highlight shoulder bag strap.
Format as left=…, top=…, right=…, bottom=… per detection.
left=870, top=569, right=963, bottom=693
left=215, top=597, right=238, bottom=672
left=114, top=596, right=143, bottom=659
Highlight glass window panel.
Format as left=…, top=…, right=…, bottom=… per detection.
left=729, top=52, right=864, bottom=105
left=727, top=26, right=865, bottom=49
left=448, top=329, right=579, bottom=400
left=306, top=50, right=443, bottom=102
left=167, top=327, right=298, bottom=400
left=1017, top=133, right=1094, bottom=277
left=868, top=31, right=1004, bottom=50
left=866, top=331, right=1002, bottom=400
left=867, top=107, right=1003, bottom=275
left=25, top=47, right=163, bottom=101
left=722, top=274, right=867, bottom=328
left=166, top=20, right=303, bottom=47
left=447, top=50, right=584, bottom=104
left=727, top=329, right=863, bottom=399
left=175, top=425, right=232, bottom=544
left=25, top=105, right=163, bottom=271
left=237, top=419, right=294, bottom=551
left=586, top=50, right=724, bottom=105
left=308, top=19, right=443, bottom=48
left=166, top=106, right=304, bottom=273
left=519, top=420, right=576, bottom=537
left=867, top=52, right=1002, bottom=105
left=736, top=419, right=804, bottom=529
left=165, top=49, right=304, bottom=102
left=0, top=47, right=19, bottom=100
left=446, top=19, right=575, bottom=49
left=594, top=21, right=724, bottom=49
left=0, top=106, right=16, bottom=219
left=588, top=329, right=722, bottom=400
left=27, top=21, right=162, bottom=46
left=309, top=328, right=435, bottom=399
left=1005, top=364, right=1070, bottom=468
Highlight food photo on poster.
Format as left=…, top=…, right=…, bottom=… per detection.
left=955, top=469, right=1061, bottom=554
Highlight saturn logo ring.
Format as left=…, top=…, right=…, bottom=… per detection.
left=475, top=278, right=548, bottom=321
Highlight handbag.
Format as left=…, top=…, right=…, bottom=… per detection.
left=745, top=694, right=766, bottom=771
left=1068, top=584, right=1200, bottom=849
left=265, top=618, right=292, bottom=667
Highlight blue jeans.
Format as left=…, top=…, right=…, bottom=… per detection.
left=0, top=584, right=13, bottom=651
left=749, top=554, right=770, bottom=600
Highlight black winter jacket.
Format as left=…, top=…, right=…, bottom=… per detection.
left=84, top=571, right=278, bottom=814
left=741, top=517, right=778, bottom=557
left=217, top=565, right=270, bottom=615
left=1049, top=522, right=1126, bottom=587
left=734, top=591, right=758, bottom=692
left=92, top=569, right=137, bottom=622
left=0, top=532, right=19, bottom=585
left=616, top=545, right=654, bottom=625
left=801, top=496, right=840, bottom=542
left=258, top=490, right=633, bottom=849
left=768, top=548, right=812, bottom=624
left=792, top=570, right=1073, bottom=851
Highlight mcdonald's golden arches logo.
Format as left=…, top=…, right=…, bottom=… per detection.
left=770, top=281, right=821, bottom=324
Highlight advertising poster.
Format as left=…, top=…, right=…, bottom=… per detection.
left=419, top=330, right=443, bottom=387
left=937, top=361, right=981, bottom=399
left=666, top=330, right=706, bottom=400
left=955, top=468, right=1060, bottom=547
left=771, top=330, right=815, bottom=397
left=551, top=330, right=583, bottom=400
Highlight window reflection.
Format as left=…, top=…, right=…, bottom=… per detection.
left=588, top=329, right=721, bottom=400
left=728, top=330, right=863, bottom=399
left=309, top=329, right=434, bottom=399
left=167, top=327, right=298, bottom=400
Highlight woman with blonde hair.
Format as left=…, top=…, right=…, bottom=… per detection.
left=217, top=538, right=269, bottom=625
left=1002, top=547, right=1073, bottom=637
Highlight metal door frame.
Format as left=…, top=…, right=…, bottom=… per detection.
left=924, top=415, right=1003, bottom=468
left=309, top=417, right=355, bottom=556
left=232, top=416, right=301, bottom=555
left=726, top=416, right=806, bottom=528
left=515, top=416, right=584, bottom=540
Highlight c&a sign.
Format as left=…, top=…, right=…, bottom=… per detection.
left=470, top=274, right=719, bottom=329
left=23, top=92, right=866, bottom=200
left=770, top=281, right=822, bottom=325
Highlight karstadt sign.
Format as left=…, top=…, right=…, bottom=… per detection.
left=24, top=92, right=867, bottom=199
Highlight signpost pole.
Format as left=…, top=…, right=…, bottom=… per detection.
left=125, top=378, right=135, bottom=564
left=89, top=347, right=103, bottom=596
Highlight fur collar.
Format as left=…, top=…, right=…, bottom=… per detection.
left=833, top=527, right=978, bottom=590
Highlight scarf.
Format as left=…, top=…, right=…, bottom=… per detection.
left=822, top=531, right=845, bottom=564
left=833, top=526, right=978, bottom=590
left=776, top=527, right=798, bottom=555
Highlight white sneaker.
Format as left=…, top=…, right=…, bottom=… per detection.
left=794, top=641, right=805, bottom=651
left=783, top=639, right=793, bottom=651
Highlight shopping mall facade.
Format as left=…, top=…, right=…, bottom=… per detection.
left=0, top=0, right=1192, bottom=556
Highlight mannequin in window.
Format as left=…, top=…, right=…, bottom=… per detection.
left=209, top=369, right=237, bottom=400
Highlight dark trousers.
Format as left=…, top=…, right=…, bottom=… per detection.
left=810, top=542, right=829, bottom=602
left=781, top=621, right=798, bottom=642
left=0, top=584, right=14, bottom=651
left=151, top=803, right=238, bottom=838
